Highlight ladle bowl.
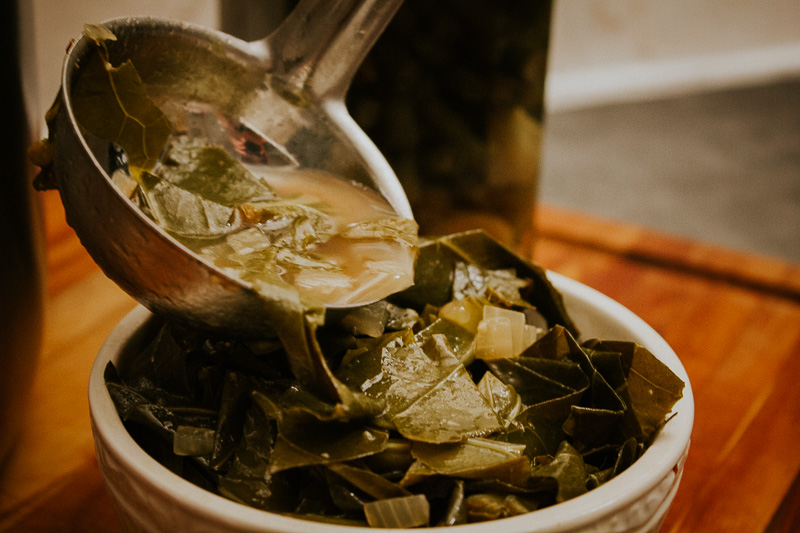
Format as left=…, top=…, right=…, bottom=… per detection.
left=41, top=1, right=411, bottom=337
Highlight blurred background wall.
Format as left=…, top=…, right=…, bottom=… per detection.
left=547, top=0, right=800, bottom=110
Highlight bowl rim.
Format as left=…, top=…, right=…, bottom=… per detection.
left=89, top=272, right=694, bottom=532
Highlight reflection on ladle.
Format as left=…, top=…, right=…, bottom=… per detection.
left=34, top=0, right=413, bottom=338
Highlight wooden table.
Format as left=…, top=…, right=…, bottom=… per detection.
left=1, top=191, right=799, bottom=532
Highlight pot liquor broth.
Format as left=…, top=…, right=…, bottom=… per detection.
left=194, top=165, right=417, bottom=307
left=108, top=95, right=417, bottom=308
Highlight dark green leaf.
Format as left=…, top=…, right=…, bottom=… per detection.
left=409, top=438, right=530, bottom=486
left=584, top=340, right=684, bottom=440
left=72, top=25, right=172, bottom=172
left=269, top=411, right=389, bottom=473
left=477, top=371, right=523, bottom=430
left=530, top=441, right=587, bottom=503
left=465, top=493, right=539, bottom=522
left=326, top=462, right=411, bottom=500
left=437, top=480, right=468, bottom=526
left=158, top=137, right=275, bottom=206
left=486, top=356, right=588, bottom=406
left=340, top=218, right=419, bottom=248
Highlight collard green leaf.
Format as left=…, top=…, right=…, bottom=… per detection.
left=452, top=262, right=529, bottom=308
left=138, top=170, right=235, bottom=238
left=361, top=439, right=415, bottom=474
left=477, top=371, right=523, bottom=429
left=440, top=231, right=579, bottom=336
left=390, top=238, right=457, bottom=309
left=72, top=25, right=172, bottom=173
left=210, top=371, right=253, bottom=469
left=217, top=406, right=298, bottom=512
left=326, top=463, right=411, bottom=500
left=613, top=436, right=639, bottom=476
left=530, top=441, right=587, bottom=503
left=107, top=378, right=217, bottom=442
left=158, top=137, right=275, bottom=206
left=584, top=340, right=684, bottom=440
left=339, top=302, right=390, bottom=338
left=237, top=200, right=335, bottom=250
left=268, top=411, right=389, bottom=473
left=409, top=438, right=531, bottom=486
left=253, top=380, right=384, bottom=424
left=323, top=468, right=372, bottom=513
left=340, top=218, right=419, bottom=248
left=391, top=360, right=502, bottom=443
left=390, top=231, right=577, bottom=336
left=486, top=356, right=589, bottom=406
left=384, top=303, right=422, bottom=331
left=465, top=493, right=539, bottom=522
left=562, top=406, right=624, bottom=450
left=510, top=395, right=579, bottom=458
left=340, top=332, right=501, bottom=443
left=437, top=480, right=468, bottom=526
left=415, top=318, right=476, bottom=366
left=173, top=426, right=215, bottom=457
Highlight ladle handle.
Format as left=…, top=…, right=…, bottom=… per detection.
left=266, top=0, right=404, bottom=101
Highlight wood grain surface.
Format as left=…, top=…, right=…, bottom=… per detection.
left=0, top=193, right=798, bottom=532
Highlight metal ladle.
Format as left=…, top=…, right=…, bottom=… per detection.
left=39, top=0, right=411, bottom=337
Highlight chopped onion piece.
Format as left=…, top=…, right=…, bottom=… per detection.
left=111, top=168, right=138, bottom=198
left=439, top=298, right=483, bottom=333
left=173, top=426, right=215, bottom=457
left=475, top=317, right=514, bottom=360
left=523, top=324, right=544, bottom=352
left=363, top=494, right=430, bottom=528
left=483, top=306, right=526, bottom=355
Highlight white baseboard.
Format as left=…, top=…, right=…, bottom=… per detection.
left=545, top=43, right=800, bottom=113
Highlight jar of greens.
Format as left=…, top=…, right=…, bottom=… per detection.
left=347, top=0, right=553, bottom=252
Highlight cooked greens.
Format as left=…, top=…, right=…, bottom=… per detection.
left=106, top=231, right=684, bottom=527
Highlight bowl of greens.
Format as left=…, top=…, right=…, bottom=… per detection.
left=89, top=231, right=693, bottom=533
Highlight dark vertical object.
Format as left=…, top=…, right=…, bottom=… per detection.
left=0, top=1, right=46, bottom=465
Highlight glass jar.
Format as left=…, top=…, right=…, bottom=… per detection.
left=348, top=0, right=553, bottom=253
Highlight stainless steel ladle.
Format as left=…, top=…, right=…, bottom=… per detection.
left=39, top=0, right=411, bottom=337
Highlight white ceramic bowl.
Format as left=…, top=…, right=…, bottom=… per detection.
left=89, top=272, right=694, bottom=533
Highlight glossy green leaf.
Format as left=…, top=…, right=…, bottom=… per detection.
left=72, top=25, right=172, bottom=173
left=530, top=441, right=587, bottom=503
left=486, top=356, right=589, bottom=406
left=465, top=493, right=539, bottom=522
left=157, top=137, right=274, bottom=206
left=138, top=170, right=235, bottom=238
left=341, top=218, right=419, bottom=248
left=584, top=340, right=684, bottom=440
left=340, top=332, right=501, bottom=443
left=437, top=480, right=468, bottom=526
left=217, top=406, right=297, bottom=512
left=409, top=438, right=531, bottom=486
left=326, top=462, right=411, bottom=500
left=477, top=371, right=523, bottom=430
left=268, top=411, right=389, bottom=473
